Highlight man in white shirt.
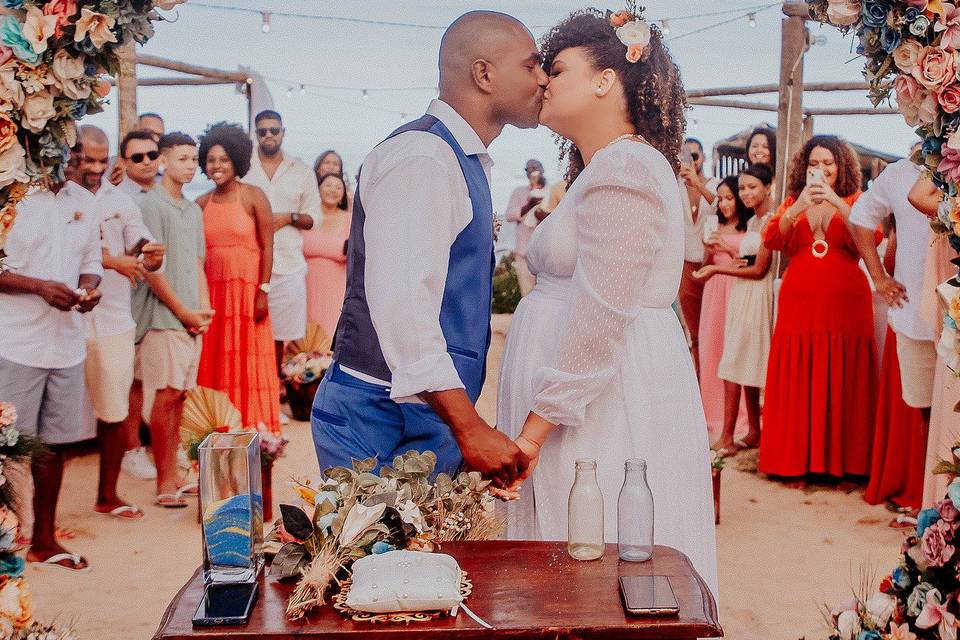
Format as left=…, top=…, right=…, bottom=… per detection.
left=851, top=149, right=937, bottom=419
left=115, top=130, right=160, bottom=204
left=242, top=110, right=322, bottom=395
left=312, top=11, right=545, bottom=486
left=677, top=137, right=719, bottom=377
left=0, top=179, right=103, bottom=572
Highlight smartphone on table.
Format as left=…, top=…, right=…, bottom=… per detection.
left=619, top=575, right=681, bottom=617
left=192, top=581, right=258, bottom=626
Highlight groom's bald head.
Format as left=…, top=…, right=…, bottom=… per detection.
left=438, top=11, right=545, bottom=132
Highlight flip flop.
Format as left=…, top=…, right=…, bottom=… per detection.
left=176, top=483, right=199, bottom=499
left=95, top=504, right=145, bottom=520
left=155, top=493, right=188, bottom=509
left=30, top=552, right=91, bottom=573
left=734, top=439, right=760, bottom=451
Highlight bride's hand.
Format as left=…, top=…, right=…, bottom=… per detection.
left=490, top=434, right=541, bottom=501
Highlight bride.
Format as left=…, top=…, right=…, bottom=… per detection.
left=496, top=7, right=719, bottom=596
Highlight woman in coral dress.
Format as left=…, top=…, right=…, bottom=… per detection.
left=759, top=136, right=877, bottom=480
left=196, top=124, right=280, bottom=434
left=302, top=173, right=350, bottom=335
left=697, top=175, right=750, bottom=438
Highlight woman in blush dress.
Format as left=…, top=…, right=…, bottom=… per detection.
left=497, top=8, right=718, bottom=597
left=302, top=172, right=350, bottom=335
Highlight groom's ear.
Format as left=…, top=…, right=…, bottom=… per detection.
left=471, top=58, right=495, bottom=95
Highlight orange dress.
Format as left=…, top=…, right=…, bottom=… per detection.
left=301, top=213, right=350, bottom=336
left=759, top=194, right=878, bottom=478
left=197, top=191, right=280, bottom=434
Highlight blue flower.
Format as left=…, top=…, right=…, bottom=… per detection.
left=948, top=478, right=960, bottom=510
left=861, top=1, right=891, bottom=29
left=70, top=100, right=87, bottom=120
left=905, top=6, right=921, bottom=22
left=891, top=566, right=912, bottom=590
left=857, top=631, right=882, bottom=640
left=371, top=541, right=395, bottom=555
left=917, top=507, right=941, bottom=538
left=0, top=554, right=23, bottom=577
left=923, top=137, right=943, bottom=156
left=880, top=26, right=901, bottom=54
left=909, top=14, right=931, bottom=37
left=0, top=16, right=38, bottom=65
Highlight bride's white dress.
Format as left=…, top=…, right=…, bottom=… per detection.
left=497, top=140, right=719, bottom=597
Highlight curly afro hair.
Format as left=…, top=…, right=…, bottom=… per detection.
left=539, top=8, right=688, bottom=184
left=785, top=135, right=861, bottom=201
left=198, top=122, right=253, bottom=179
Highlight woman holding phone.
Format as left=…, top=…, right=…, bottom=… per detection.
left=758, top=136, right=878, bottom=484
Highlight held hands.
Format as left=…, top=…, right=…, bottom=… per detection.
left=180, top=308, right=215, bottom=335
left=254, top=289, right=269, bottom=323
left=458, top=422, right=529, bottom=489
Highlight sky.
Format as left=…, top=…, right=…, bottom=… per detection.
left=81, top=0, right=918, bottom=247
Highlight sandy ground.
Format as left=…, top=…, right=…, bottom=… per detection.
left=26, top=315, right=904, bottom=639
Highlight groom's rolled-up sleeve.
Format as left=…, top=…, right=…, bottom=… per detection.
left=362, top=142, right=473, bottom=403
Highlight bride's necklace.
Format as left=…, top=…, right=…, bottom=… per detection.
left=606, top=133, right=645, bottom=148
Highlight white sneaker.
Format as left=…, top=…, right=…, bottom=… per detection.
left=177, top=447, right=191, bottom=471
left=121, top=447, right=157, bottom=480
left=279, top=412, right=290, bottom=426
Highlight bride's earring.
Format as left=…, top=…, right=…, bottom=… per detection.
left=595, top=86, right=603, bottom=96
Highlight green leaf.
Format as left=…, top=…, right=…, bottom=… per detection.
left=269, top=542, right=309, bottom=580
left=280, top=504, right=314, bottom=540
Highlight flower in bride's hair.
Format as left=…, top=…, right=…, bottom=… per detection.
left=615, top=20, right=651, bottom=63
left=609, top=10, right=632, bottom=27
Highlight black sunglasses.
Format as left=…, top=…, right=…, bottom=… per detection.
left=256, top=127, right=282, bottom=137
left=690, top=152, right=701, bottom=161
left=126, top=150, right=159, bottom=164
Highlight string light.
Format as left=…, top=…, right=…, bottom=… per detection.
left=299, top=84, right=306, bottom=95
left=747, top=12, right=757, bottom=27
left=362, top=90, right=369, bottom=101
left=285, top=86, right=292, bottom=98
left=260, top=11, right=270, bottom=33
left=660, top=19, right=670, bottom=35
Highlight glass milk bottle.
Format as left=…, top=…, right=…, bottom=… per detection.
left=618, top=458, right=654, bottom=562
left=567, top=458, right=604, bottom=561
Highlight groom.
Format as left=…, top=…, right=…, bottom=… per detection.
left=310, top=11, right=547, bottom=487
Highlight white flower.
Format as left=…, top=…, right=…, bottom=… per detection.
left=0, top=66, right=23, bottom=111
left=0, top=140, right=26, bottom=188
left=339, top=501, right=386, bottom=546
left=0, top=580, right=22, bottom=618
left=50, top=50, right=90, bottom=101
left=0, top=617, right=11, bottom=637
left=396, top=499, right=426, bottom=533
left=20, top=90, right=55, bottom=133
left=836, top=610, right=862, bottom=640
left=615, top=20, right=651, bottom=48
left=826, top=0, right=861, bottom=27
left=865, top=592, right=897, bottom=629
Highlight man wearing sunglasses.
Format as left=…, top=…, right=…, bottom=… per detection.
left=116, top=130, right=161, bottom=204
left=243, top=110, right=322, bottom=416
left=677, top=137, right=719, bottom=378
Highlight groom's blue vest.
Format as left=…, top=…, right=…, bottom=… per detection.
left=333, top=115, right=494, bottom=403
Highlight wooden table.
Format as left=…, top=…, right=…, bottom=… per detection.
left=153, top=541, right=722, bottom=639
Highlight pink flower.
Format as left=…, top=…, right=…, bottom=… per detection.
left=916, top=589, right=958, bottom=640
left=921, top=519, right=957, bottom=566
left=939, top=498, right=960, bottom=522
left=73, top=8, right=117, bottom=50
left=913, top=46, right=957, bottom=90
left=43, top=0, right=78, bottom=39
left=939, top=83, right=960, bottom=112
left=895, top=40, right=925, bottom=73
left=938, top=3, right=960, bottom=50
left=939, top=145, right=960, bottom=181
left=895, top=74, right=927, bottom=125
left=919, top=91, right=941, bottom=124
left=909, top=0, right=929, bottom=8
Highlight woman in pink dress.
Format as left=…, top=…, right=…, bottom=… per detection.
left=302, top=172, right=350, bottom=335
left=697, top=176, right=751, bottom=437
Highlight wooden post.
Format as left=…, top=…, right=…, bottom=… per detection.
left=117, top=41, right=138, bottom=140
left=776, top=12, right=807, bottom=201
left=802, top=114, right=814, bottom=141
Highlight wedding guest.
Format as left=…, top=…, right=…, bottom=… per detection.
left=133, top=132, right=212, bottom=508
left=303, top=172, right=350, bottom=335
left=759, top=136, right=877, bottom=483
left=196, top=123, right=280, bottom=433
left=695, top=163, right=775, bottom=454
left=243, top=110, right=322, bottom=400
left=696, top=175, right=750, bottom=438
left=107, top=113, right=166, bottom=186
left=505, top=159, right=549, bottom=296
left=313, top=149, right=344, bottom=181
left=677, top=137, right=719, bottom=377
left=77, top=125, right=165, bottom=520
left=115, top=130, right=160, bottom=203
left=0, top=178, right=103, bottom=571
left=747, top=127, right=776, bottom=168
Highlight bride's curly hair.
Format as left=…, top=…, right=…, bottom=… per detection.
left=540, top=8, right=688, bottom=184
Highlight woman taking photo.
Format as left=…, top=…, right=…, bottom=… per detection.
left=302, top=172, right=351, bottom=335
left=759, top=135, right=876, bottom=483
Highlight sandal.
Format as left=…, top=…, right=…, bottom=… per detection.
left=95, top=504, right=145, bottom=520
left=154, top=493, right=188, bottom=509
left=734, top=438, right=760, bottom=451
left=30, top=552, right=90, bottom=573
left=176, top=483, right=199, bottom=499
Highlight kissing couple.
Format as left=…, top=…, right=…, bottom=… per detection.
left=310, top=6, right=718, bottom=596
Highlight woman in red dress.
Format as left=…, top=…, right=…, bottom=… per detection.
left=759, top=135, right=878, bottom=481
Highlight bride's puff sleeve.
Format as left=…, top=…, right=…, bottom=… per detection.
left=532, top=147, right=666, bottom=429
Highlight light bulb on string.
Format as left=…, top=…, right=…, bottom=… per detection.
left=285, top=87, right=292, bottom=98
left=299, top=84, right=306, bottom=95
left=261, top=11, right=271, bottom=33
left=659, top=19, right=670, bottom=35
left=747, top=13, right=756, bottom=28
left=362, top=89, right=369, bottom=101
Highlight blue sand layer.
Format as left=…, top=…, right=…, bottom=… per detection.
left=202, top=494, right=261, bottom=568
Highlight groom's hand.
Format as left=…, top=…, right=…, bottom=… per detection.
left=421, top=388, right=529, bottom=488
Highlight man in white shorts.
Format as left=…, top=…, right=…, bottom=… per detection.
left=242, top=110, right=322, bottom=416
left=0, top=176, right=103, bottom=572
left=77, top=126, right=164, bottom=520
left=851, top=148, right=937, bottom=420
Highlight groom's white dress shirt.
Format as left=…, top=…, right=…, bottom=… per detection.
left=341, top=99, right=494, bottom=404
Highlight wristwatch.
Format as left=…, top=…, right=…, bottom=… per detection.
left=258, top=282, right=271, bottom=294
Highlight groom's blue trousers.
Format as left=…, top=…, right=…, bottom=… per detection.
left=310, top=362, right=463, bottom=478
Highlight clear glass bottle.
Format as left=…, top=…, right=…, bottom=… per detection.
left=618, top=458, right=654, bottom=562
left=567, top=458, right=604, bottom=561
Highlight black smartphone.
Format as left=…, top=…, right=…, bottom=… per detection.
left=743, top=254, right=757, bottom=266
left=192, top=582, right=258, bottom=626
left=619, top=575, right=680, bottom=617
